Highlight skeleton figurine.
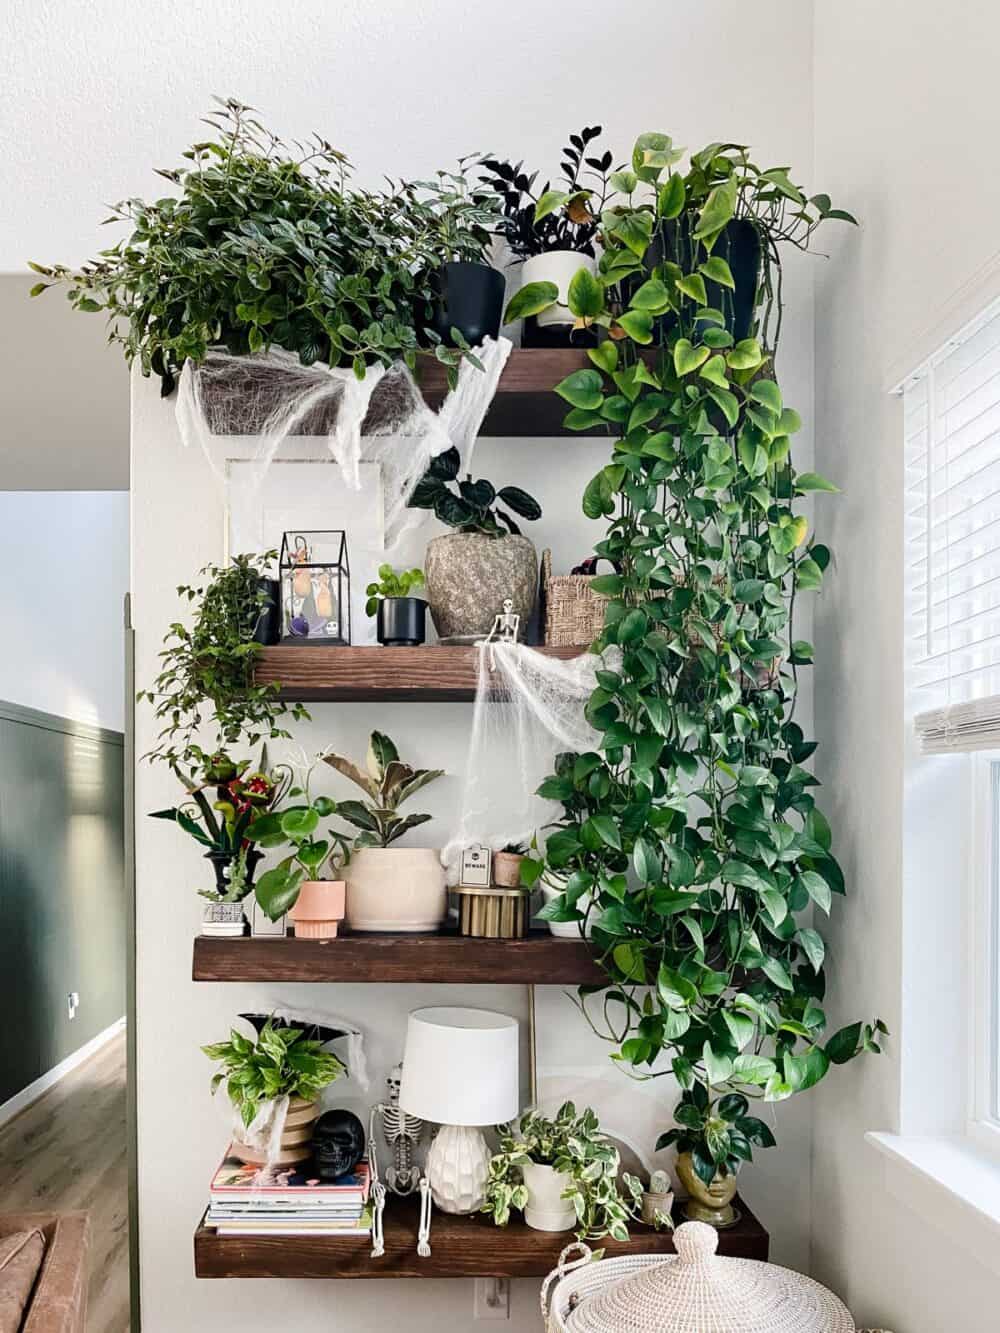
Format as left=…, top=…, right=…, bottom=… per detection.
left=486, top=597, right=521, bottom=645
left=371, top=1064, right=423, bottom=1197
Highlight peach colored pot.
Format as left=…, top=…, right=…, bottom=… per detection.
left=289, top=879, right=346, bottom=940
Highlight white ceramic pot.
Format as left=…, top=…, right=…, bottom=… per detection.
left=521, top=251, right=598, bottom=328
left=522, top=1162, right=576, bottom=1232
left=345, top=847, right=446, bottom=932
left=540, top=875, right=595, bottom=939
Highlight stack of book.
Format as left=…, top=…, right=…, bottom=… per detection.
left=205, top=1149, right=372, bottom=1236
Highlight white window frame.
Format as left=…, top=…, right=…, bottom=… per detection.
left=969, top=752, right=1000, bottom=1158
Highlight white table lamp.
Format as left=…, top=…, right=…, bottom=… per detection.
left=398, top=1006, right=519, bottom=1214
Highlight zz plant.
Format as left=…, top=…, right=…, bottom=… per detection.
left=523, top=131, right=884, bottom=1178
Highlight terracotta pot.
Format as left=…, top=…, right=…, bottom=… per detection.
left=231, top=1096, right=320, bottom=1166
left=521, top=1161, right=576, bottom=1232
left=424, top=532, right=537, bottom=641
left=345, top=847, right=446, bottom=932
left=676, top=1150, right=738, bottom=1228
left=289, top=879, right=346, bottom=940
left=492, top=850, right=525, bottom=888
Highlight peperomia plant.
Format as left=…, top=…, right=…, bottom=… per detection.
left=364, top=564, right=425, bottom=618
left=409, top=445, right=542, bottom=537
left=203, top=1017, right=345, bottom=1128
left=483, top=1102, right=643, bottom=1242
left=521, top=131, right=884, bottom=1173
left=321, top=731, right=444, bottom=849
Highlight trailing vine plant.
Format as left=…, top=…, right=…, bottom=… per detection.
left=523, top=133, right=885, bottom=1187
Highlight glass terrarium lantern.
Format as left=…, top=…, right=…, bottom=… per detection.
left=279, top=531, right=351, bottom=646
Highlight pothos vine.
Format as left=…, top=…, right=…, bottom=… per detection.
left=521, top=133, right=885, bottom=1187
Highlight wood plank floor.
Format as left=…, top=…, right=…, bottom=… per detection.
left=0, top=1030, right=129, bottom=1332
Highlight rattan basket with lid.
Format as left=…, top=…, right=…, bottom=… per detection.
left=542, top=1221, right=856, bottom=1333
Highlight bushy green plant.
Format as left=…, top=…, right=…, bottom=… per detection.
left=520, top=131, right=883, bottom=1171
left=203, top=1017, right=344, bottom=1128
left=138, top=552, right=308, bottom=770
left=415, top=156, right=502, bottom=264
left=30, top=98, right=447, bottom=393
left=655, top=1087, right=775, bottom=1184
left=364, top=564, right=425, bottom=617
left=483, top=1102, right=642, bottom=1242
left=409, top=445, right=541, bottom=537
left=321, top=731, right=444, bottom=849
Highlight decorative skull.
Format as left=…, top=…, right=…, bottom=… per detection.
left=311, top=1109, right=366, bottom=1181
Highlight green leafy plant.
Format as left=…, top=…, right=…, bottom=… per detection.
left=655, top=1087, right=776, bottom=1184
left=409, top=445, right=542, bottom=536
left=138, top=552, right=308, bottom=770
left=500, top=841, right=528, bottom=855
left=321, top=730, right=444, bottom=849
left=203, top=1017, right=344, bottom=1128
left=415, top=156, right=502, bottom=264
left=483, top=1102, right=642, bottom=1242
left=519, top=131, right=883, bottom=1172
left=30, top=98, right=446, bottom=393
left=364, top=564, right=425, bottom=617
left=149, top=748, right=291, bottom=901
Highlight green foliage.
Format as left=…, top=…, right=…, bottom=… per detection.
left=531, top=131, right=882, bottom=1169
left=138, top=552, right=308, bottom=770
left=483, top=1102, right=643, bottom=1242
left=364, top=564, right=425, bottom=618
left=408, top=445, right=542, bottom=537
left=413, top=156, right=502, bottom=264
left=203, top=1017, right=344, bottom=1128
left=321, top=730, right=444, bottom=849
left=30, top=98, right=467, bottom=393
left=655, top=1086, right=776, bottom=1184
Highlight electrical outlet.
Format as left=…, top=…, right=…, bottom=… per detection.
left=474, top=1276, right=510, bottom=1320
left=67, top=992, right=79, bottom=1020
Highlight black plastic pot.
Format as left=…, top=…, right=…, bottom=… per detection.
left=253, top=577, right=281, bottom=646
left=638, top=216, right=761, bottom=342
left=377, top=597, right=426, bottom=647
left=430, top=262, right=505, bottom=347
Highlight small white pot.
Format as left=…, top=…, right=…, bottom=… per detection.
left=540, top=876, right=595, bottom=939
left=345, top=847, right=446, bottom=932
left=522, top=1162, right=576, bottom=1232
left=521, top=251, right=598, bottom=328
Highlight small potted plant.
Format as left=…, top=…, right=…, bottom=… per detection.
left=245, top=764, right=352, bottom=939
left=322, top=731, right=446, bottom=932
left=480, top=128, right=613, bottom=343
left=483, top=1102, right=642, bottom=1239
left=655, top=1087, right=776, bottom=1229
left=409, top=445, right=542, bottom=641
left=149, top=748, right=289, bottom=935
left=365, top=563, right=427, bottom=647
left=492, top=841, right=527, bottom=887
left=416, top=157, right=505, bottom=349
left=203, top=1015, right=346, bottom=1165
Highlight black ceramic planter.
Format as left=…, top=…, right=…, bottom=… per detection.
left=521, top=316, right=599, bottom=350
left=206, top=848, right=264, bottom=896
left=377, top=597, right=427, bottom=647
left=253, top=577, right=281, bottom=646
left=431, top=262, right=505, bottom=347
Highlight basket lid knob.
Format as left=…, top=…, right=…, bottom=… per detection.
left=673, top=1220, right=719, bottom=1265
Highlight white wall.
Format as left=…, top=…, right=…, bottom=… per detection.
left=810, top=3, right=1000, bottom=1329
left=0, top=490, right=128, bottom=728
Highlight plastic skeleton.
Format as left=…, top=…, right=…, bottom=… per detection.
left=482, top=597, right=521, bottom=669
left=367, top=1064, right=430, bottom=1258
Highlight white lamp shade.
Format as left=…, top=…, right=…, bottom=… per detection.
left=398, top=1006, right=519, bottom=1126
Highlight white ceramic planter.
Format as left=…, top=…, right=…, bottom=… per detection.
left=540, top=875, right=595, bottom=939
left=522, top=1162, right=576, bottom=1232
left=345, top=847, right=446, bottom=932
left=521, top=251, right=598, bottom=328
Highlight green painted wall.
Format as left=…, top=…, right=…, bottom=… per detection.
left=0, top=701, right=125, bottom=1105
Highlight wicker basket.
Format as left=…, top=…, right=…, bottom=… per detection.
left=541, top=1222, right=858, bottom=1333
left=541, top=549, right=613, bottom=647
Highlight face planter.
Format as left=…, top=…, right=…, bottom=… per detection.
left=676, top=1151, right=739, bottom=1228
left=311, top=1109, right=366, bottom=1181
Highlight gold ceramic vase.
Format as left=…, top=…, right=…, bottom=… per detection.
left=675, top=1151, right=739, bottom=1228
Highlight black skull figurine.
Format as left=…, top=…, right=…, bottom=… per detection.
left=312, top=1109, right=366, bottom=1181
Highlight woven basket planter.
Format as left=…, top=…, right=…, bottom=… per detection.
left=540, top=549, right=611, bottom=647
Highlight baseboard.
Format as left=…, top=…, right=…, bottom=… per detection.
left=0, top=1016, right=126, bottom=1129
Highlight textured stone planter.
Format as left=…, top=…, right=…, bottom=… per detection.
left=424, top=532, right=537, bottom=641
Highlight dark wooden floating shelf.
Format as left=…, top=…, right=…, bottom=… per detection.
left=192, top=931, right=605, bottom=985
left=255, top=643, right=587, bottom=702
left=195, top=1192, right=768, bottom=1279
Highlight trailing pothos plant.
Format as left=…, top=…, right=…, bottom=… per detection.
left=521, top=131, right=884, bottom=1183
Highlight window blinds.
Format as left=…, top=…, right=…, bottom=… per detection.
left=907, top=298, right=1000, bottom=753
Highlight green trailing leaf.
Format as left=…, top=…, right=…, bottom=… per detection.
left=556, top=369, right=605, bottom=410
left=568, top=267, right=604, bottom=319
left=504, top=280, right=559, bottom=324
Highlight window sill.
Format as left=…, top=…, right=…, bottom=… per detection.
left=866, top=1131, right=1000, bottom=1275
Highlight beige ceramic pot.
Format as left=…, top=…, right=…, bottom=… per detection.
left=676, top=1151, right=738, bottom=1227
left=289, top=879, right=346, bottom=940
left=345, top=847, right=446, bottom=932
left=522, top=1162, right=576, bottom=1232
left=231, top=1096, right=319, bottom=1166
left=492, top=849, right=526, bottom=887
left=424, top=532, right=537, bottom=640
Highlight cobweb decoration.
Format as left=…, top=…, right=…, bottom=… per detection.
left=442, top=642, right=612, bottom=880
left=174, top=338, right=512, bottom=550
